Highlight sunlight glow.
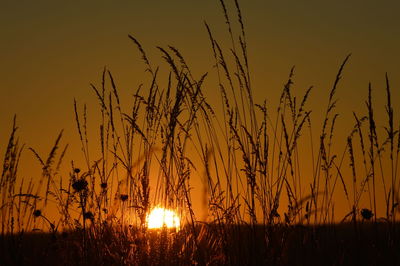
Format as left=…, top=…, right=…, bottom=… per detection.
left=147, top=207, right=181, bottom=230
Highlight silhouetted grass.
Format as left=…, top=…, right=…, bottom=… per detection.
left=1, top=223, right=400, bottom=265
left=1, top=0, right=400, bottom=265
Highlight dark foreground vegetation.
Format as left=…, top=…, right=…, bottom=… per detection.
left=1, top=0, right=400, bottom=265
left=1, top=223, right=400, bottom=265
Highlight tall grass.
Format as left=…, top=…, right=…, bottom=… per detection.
left=1, top=0, right=399, bottom=264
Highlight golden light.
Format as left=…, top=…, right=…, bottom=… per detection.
left=147, top=207, right=181, bottom=230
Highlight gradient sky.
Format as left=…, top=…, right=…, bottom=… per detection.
left=1, top=0, right=399, bottom=220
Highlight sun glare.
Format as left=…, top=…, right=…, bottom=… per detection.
left=147, top=207, right=181, bottom=230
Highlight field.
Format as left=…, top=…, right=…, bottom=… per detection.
left=1, top=1, right=400, bottom=265
left=1, top=224, right=400, bottom=265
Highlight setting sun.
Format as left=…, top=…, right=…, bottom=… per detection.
left=146, top=207, right=181, bottom=230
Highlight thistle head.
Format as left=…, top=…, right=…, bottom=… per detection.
left=84, top=211, right=94, bottom=221
left=361, top=208, right=373, bottom=220
left=72, top=179, right=88, bottom=192
left=100, top=182, right=108, bottom=190
left=120, top=194, right=128, bottom=202
left=33, top=209, right=42, bottom=218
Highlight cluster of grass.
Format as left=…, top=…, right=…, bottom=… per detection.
left=1, top=0, right=400, bottom=265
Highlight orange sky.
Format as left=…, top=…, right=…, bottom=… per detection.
left=1, top=0, right=400, bottom=223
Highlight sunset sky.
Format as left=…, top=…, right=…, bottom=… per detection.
left=1, top=0, right=399, bottom=220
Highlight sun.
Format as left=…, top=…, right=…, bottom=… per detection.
left=146, top=207, right=181, bottom=230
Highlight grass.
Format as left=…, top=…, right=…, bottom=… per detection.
left=1, top=223, right=399, bottom=265
left=1, top=0, right=400, bottom=265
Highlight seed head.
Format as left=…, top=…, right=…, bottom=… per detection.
left=120, top=194, right=128, bottom=202
left=33, top=209, right=42, bottom=218
left=84, top=211, right=94, bottom=221
left=361, top=208, right=373, bottom=220
left=72, top=179, right=88, bottom=192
